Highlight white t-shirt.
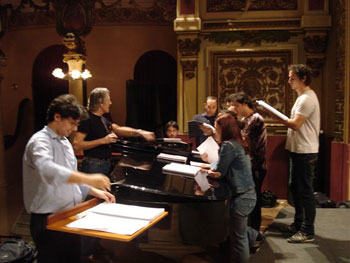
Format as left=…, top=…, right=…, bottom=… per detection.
left=285, top=89, right=320, bottom=153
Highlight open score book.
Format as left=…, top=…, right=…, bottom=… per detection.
left=66, top=203, right=165, bottom=236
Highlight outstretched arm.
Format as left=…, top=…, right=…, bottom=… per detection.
left=111, top=123, right=155, bottom=141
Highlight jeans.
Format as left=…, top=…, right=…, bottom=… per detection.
left=81, top=157, right=111, bottom=176
left=229, top=189, right=256, bottom=263
left=248, top=168, right=267, bottom=231
left=289, top=152, right=318, bottom=236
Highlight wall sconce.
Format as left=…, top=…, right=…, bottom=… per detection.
left=52, top=68, right=92, bottom=80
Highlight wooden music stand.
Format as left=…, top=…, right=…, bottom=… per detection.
left=46, top=198, right=168, bottom=242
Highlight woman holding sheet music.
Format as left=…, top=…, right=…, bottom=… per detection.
left=207, top=113, right=256, bottom=263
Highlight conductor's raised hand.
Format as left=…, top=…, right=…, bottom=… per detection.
left=91, top=188, right=116, bottom=203
left=88, top=174, right=111, bottom=191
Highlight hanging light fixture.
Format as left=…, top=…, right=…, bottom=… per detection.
left=52, top=68, right=92, bottom=80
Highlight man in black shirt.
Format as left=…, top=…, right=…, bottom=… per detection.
left=74, top=87, right=155, bottom=176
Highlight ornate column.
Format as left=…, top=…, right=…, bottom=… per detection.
left=177, top=37, right=201, bottom=132
left=62, top=33, right=87, bottom=104
left=174, top=0, right=201, bottom=132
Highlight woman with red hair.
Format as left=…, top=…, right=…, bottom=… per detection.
left=208, top=113, right=256, bottom=262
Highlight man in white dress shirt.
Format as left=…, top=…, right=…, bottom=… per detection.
left=23, top=94, right=115, bottom=262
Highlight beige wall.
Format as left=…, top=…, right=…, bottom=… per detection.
left=1, top=25, right=177, bottom=132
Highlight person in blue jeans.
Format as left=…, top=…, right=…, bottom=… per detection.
left=74, top=87, right=155, bottom=178
left=208, top=113, right=257, bottom=263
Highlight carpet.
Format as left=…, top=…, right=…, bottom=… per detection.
left=249, top=207, right=350, bottom=263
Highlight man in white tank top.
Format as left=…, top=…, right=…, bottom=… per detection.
left=280, top=64, right=320, bottom=243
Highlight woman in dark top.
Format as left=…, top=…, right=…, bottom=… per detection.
left=208, top=113, right=256, bottom=263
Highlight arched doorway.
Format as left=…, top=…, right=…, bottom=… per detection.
left=126, top=50, right=177, bottom=137
left=32, top=45, right=68, bottom=131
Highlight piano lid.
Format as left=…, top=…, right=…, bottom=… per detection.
left=112, top=138, right=192, bottom=157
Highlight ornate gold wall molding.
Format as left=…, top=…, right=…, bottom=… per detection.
left=206, top=0, right=298, bottom=12
left=303, top=33, right=328, bottom=53
left=202, top=20, right=301, bottom=31
left=210, top=50, right=292, bottom=131
left=303, top=31, right=328, bottom=78
left=306, top=56, right=325, bottom=78
left=178, top=38, right=201, bottom=57
left=204, top=31, right=296, bottom=45
left=180, top=60, right=198, bottom=79
left=334, top=0, right=346, bottom=142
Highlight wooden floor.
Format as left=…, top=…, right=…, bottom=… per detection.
left=94, top=200, right=291, bottom=263
left=8, top=200, right=291, bottom=263
left=260, top=199, right=291, bottom=232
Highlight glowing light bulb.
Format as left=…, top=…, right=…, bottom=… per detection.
left=70, top=70, right=81, bottom=79
left=52, top=68, right=65, bottom=79
left=81, top=69, right=92, bottom=79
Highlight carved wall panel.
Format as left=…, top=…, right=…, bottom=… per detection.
left=334, top=0, right=345, bottom=142
left=210, top=50, right=292, bottom=127
left=206, top=0, right=297, bottom=12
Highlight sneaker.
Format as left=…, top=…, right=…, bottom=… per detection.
left=287, top=231, right=314, bottom=243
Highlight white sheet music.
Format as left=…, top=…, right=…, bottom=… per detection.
left=162, top=162, right=201, bottom=177
left=157, top=153, right=188, bottom=163
left=197, top=136, right=219, bottom=163
left=67, top=203, right=165, bottom=235
left=256, top=100, right=289, bottom=121
left=194, top=170, right=210, bottom=192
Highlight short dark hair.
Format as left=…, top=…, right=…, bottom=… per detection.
left=165, top=120, right=179, bottom=131
left=226, top=92, right=254, bottom=109
left=288, top=64, right=312, bottom=86
left=88, top=87, right=110, bottom=111
left=46, top=94, right=86, bottom=123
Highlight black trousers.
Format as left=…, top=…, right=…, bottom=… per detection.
left=289, top=152, right=318, bottom=235
left=30, top=213, right=98, bottom=263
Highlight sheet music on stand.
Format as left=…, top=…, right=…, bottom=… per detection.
left=256, top=100, right=289, bottom=121
left=66, top=203, right=165, bottom=236
left=157, top=153, right=188, bottom=163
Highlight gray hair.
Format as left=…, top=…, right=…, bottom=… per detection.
left=88, top=87, right=110, bottom=111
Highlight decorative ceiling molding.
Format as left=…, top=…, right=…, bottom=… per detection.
left=5, top=0, right=176, bottom=31
left=52, top=0, right=95, bottom=37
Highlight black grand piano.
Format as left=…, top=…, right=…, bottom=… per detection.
left=110, top=138, right=231, bottom=261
